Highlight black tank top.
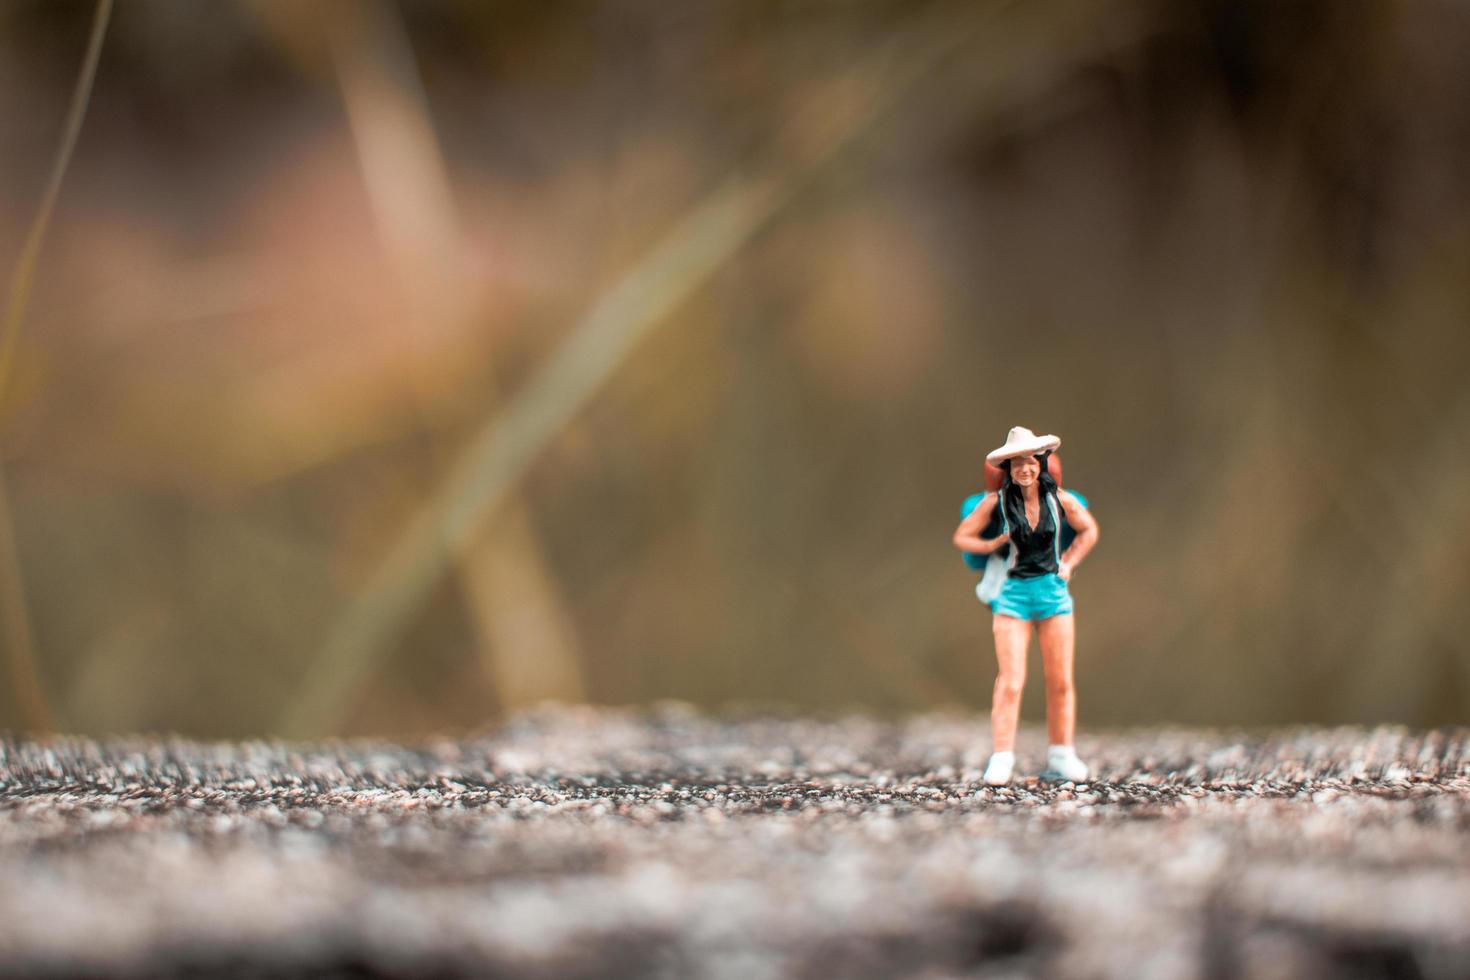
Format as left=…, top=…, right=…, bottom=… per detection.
left=1001, top=489, right=1060, bottom=579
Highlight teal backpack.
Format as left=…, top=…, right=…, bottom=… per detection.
left=959, top=489, right=1090, bottom=571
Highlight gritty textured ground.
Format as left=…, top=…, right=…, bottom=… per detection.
left=1, top=707, right=1468, bottom=979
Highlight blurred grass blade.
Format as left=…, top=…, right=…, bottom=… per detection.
left=0, top=0, right=113, bottom=734
left=0, top=0, right=113, bottom=405
left=324, top=0, right=588, bottom=717
left=277, top=2, right=1022, bottom=739
left=325, top=0, right=459, bottom=288
left=278, top=168, right=782, bottom=738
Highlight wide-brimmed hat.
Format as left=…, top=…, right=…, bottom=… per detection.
left=985, top=426, right=1061, bottom=465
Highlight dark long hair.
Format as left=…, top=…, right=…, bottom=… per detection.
left=998, top=452, right=1057, bottom=546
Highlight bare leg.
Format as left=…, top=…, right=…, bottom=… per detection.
left=1037, top=613, right=1076, bottom=746
left=990, top=614, right=1031, bottom=752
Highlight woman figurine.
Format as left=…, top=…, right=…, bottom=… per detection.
left=952, top=426, right=1100, bottom=785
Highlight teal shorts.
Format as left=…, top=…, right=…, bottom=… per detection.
left=987, top=572, right=1073, bottom=622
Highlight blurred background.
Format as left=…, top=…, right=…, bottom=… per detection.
left=1, top=0, right=1466, bottom=740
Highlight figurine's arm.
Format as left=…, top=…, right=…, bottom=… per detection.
left=953, top=493, right=1009, bottom=555
left=1056, top=489, right=1098, bottom=581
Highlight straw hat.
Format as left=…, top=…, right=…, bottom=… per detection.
left=985, top=426, right=1061, bottom=465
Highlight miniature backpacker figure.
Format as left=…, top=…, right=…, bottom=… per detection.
left=952, top=427, right=1100, bottom=786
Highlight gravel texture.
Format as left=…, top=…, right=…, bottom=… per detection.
left=1, top=706, right=1468, bottom=979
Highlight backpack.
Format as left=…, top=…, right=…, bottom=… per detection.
left=959, top=488, right=1090, bottom=572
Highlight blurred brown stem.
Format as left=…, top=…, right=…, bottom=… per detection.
left=304, top=0, right=586, bottom=733
left=0, top=0, right=112, bottom=733
left=0, top=0, right=113, bottom=404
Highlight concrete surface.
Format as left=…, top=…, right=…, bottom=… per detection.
left=1, top=707, right=1467, bottom=978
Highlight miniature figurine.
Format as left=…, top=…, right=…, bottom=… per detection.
left=952, top=426, right=1099, bottom=785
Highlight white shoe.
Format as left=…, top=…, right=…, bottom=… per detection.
left=1042, top=745, right=1089, bottom=782
left=982, top=751, right=1015, bottom=786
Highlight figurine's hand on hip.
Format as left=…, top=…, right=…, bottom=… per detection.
left=984, top=532, right=1010, bottom=554
left=1057, top=560, right=1073, bottom=582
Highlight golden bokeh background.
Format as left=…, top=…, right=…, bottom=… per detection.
left=2, top=0, right=1467, bottom=738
